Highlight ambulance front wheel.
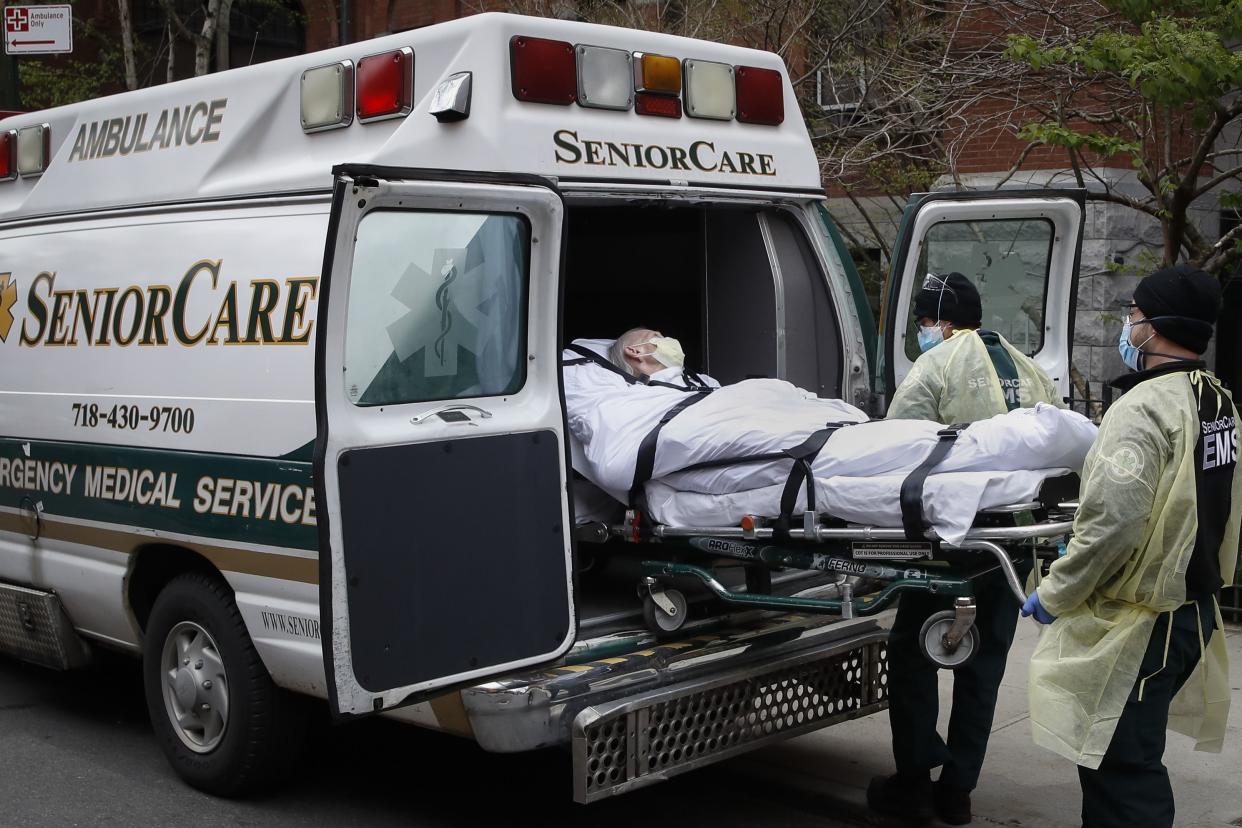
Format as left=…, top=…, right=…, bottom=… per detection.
left=142, top=571, right=310, bottom=797
left=918, top=610, right=980, bottom=670
left=642, top=587, right=689, bottom=636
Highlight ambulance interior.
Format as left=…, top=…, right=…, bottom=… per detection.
left=560, top=201, right=849, bottom=630
left=562, top=202, right=843, bottom=395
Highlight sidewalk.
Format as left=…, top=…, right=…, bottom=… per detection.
left=738, top=618, right=1242, bottom=827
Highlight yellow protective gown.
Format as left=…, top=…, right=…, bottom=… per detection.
left=887, top=329, right=1063, bottom=424
left=1030, top=368, right=1241, bottom=769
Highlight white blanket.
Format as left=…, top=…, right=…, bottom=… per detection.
left=564, top=339, right=1097, bottom=544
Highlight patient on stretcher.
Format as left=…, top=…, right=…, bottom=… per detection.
left=563, top=333, right=1097, bottom=545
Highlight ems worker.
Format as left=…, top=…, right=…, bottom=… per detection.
left=869, top=272, right=1063, bottom=825
left=1022, top=265, right=1238, bottom=828
left=887, top=271, right=1063, bottom=422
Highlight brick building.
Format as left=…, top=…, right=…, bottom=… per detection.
left=10, top=1, right=1232, bottom=397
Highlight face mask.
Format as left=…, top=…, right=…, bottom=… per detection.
left=637, top=336, right=685, bottom=369
left=1118, top=316, right=1155, bottom=371
left=917, top=324, right=945, bottom=353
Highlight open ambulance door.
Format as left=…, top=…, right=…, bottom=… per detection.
left=315, top=166, right=576, bottom=718
left=878, top=189, right=1086, bottom=409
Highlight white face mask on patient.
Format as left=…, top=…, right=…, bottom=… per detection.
left=637, top=336, right=686, bottom=369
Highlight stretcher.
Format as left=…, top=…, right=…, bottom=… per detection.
left=576, top=476, right=1077, bottom=670
left=562, top=342, right=1088, bottom=668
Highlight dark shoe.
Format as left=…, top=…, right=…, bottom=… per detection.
left=932, top=780, right=972, bottom=825
left=866, top=772, right=933, bottom=822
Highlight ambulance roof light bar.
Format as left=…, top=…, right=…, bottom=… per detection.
left=16, top=124, right=50, bottom=178
left=0, top=130, right=15, bottom=182
left=357, top=48, right=414, bottom=123
left=507, top=33, right=783, bottom=127
left=301, top=60, right=355, bottom=133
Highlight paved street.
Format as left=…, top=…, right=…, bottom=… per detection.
left=4, top=621, right=1241, bottom=827
left=0, top=651, right=856, bottom=828
left=741, top=619, right=1242, bottom=828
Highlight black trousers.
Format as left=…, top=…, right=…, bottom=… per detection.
left=887, top=564, right=1026, bottom=791
left=1078, top=600, right=1216, bottom=828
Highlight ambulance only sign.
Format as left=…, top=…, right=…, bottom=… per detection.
left=5, top=5, right=73, bottom=55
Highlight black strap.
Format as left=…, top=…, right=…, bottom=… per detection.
left=629, top=392, right=712, bottom=506
left=683, top=369, right=711, bottom=389
left=564, top=344, right=640, bottom=384
left=563, top=343, right=710, bottom=394
left=774, top=424, right=847, bottom=539
left=899, top=425, right=967, bottom=540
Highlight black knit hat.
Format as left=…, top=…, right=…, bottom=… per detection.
left=1133, top=264, right=1220, bottom=354
left=912, top=271, right=982, bottom=326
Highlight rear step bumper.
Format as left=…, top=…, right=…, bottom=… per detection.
left=0, top=581, right=91, bottom=670
left=571, top=628, right=887, bottom=802
left=462, top=615, right=889, bottom=801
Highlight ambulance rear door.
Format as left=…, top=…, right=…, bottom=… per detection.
left=315, top=166, right=576, bottom=717
left=878, top=189, right=1086, bottom=407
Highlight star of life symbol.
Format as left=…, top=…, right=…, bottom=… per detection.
left=1104, top=440, right=1145, bottom=484
left=5, top=8, right=30, bottom=34
left=385, top=242, right=501, bottom=376
left=0, top=273, right=17, bottom=342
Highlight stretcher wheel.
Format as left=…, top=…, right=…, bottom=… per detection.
left=642, top=588, right=688, bottom=636
left=918, top=610, right=980, bottom=670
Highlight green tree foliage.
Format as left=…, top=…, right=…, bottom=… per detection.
left=17, top=17, right=129, bottom=110
left=1007, top=0, right=1242, bottom=273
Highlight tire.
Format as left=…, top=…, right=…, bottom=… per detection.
left=642, top=587, right=689, bottom=637
left=142, top=572, right=309, bottom=797
left=918, top=610, right=980, bottom=670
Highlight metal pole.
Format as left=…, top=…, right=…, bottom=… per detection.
left=1, top=54, right=19, bottom=110
left=339, top=0, right=349, bottom=46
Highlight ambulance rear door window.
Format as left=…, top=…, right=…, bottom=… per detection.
left=342, top=210, right=530, bottom=406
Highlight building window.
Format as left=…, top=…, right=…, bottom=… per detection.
left=816, top=68, right=863, bottom=113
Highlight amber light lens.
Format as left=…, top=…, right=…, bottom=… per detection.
left=635, top=53, right=682, bottom=94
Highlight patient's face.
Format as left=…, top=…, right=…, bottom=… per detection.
left=622, top=328, right=665, bottom=376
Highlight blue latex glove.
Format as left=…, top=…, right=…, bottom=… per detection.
left=1021, top=591, right=1056, bottom=625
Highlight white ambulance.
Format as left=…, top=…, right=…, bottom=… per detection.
left=0, top=12, right=1085, bottom=803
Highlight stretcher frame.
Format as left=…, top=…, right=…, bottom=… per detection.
left=586, top=500, right=1076, bottom=667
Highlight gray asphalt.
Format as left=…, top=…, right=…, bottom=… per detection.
left=0, top=652, right=859, bottom=828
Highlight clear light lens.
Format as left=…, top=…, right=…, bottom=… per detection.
left=576, top=45, right=633, bottom=110
left=16, top=124, right=47, bottom=176
left=684, top=59, right=734, bottom=120
left=301, top=61, right=354, bottom=132
left=430, top=71, right=473, bottom=122
left=634, top=53, right=682, bottom=95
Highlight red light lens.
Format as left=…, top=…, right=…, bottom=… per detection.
left=510, top=36, right=576, bottom=105
left=735, top=65, right=784, bottom=125
left=357, top=49, right=413, bottom=121
left=635, top=92, right=682, bottom=119
left=0, top=131, right=12, bottom=180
